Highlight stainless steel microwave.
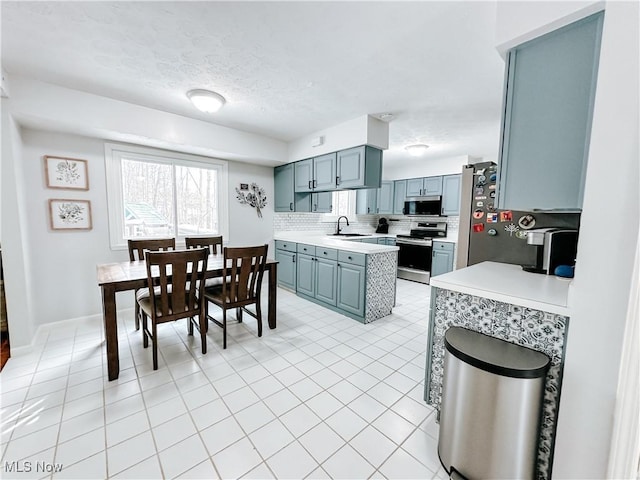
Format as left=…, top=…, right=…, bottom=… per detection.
left=404, top=196, right=443, bottom=216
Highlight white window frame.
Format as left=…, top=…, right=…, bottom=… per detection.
left=104, top=143, right=229, bottom=250
left=322, top=190, right=357, bottom=222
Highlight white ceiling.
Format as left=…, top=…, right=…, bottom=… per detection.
left=1, top=1, right=506, bottom=167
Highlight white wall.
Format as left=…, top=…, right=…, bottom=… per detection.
left=3, top=127, right=276, bottom=347
left=287, top=114, right=389, bottom=162
left=496, top=1, right=639, bottom=477
left=382, top=154, right=478, bottom=180
left=1, top=104, right=35, bottom=348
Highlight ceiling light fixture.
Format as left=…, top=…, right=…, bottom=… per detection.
left=186, top=89, right=226, bottom=113
left=405, top=144, right=430, bottom=156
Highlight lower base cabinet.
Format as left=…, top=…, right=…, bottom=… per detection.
left=275, top=241, right=297, bottom=290
left=431, top=241, right=454, bottom=277
left=337, top=262, right=365, bottom=317
left=297, top=246, right=338, bottom=306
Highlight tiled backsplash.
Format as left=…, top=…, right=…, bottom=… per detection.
left=274, top=213, right=460, bottom=238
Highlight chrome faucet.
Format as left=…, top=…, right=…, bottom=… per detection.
left=336, top=216, right=349, bottom=234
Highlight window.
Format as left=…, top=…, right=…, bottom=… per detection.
left=323, top=190, right=356, bottom=221
left=105, top=143, right=228, bottom=249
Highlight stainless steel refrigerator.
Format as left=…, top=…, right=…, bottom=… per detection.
left=456, top=162, right=581, bottom=269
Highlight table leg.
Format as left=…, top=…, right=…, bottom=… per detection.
left=101, top=285, right=120, bottom=381
left=268, top=263, right=277, bottom=329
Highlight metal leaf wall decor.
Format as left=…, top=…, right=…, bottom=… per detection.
left=236, top=183, right=267, bottom=218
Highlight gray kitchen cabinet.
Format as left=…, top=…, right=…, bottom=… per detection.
left=336, top=146, right=383, bottom=190
left=314, top=153, right=337, bottom=191
left=356, top=188, right=377, bottom=215
left=406, top=176, right=442, bottom=197
left=337, top=251, right=366, bottom=317
left=497, top=12, right=603, bottom=211
left=431, top=241, right=454, bottom=277
left=441, top=174, right=461, bottom=216
left=294, top=153, right=337, bottom=193
left=377, top=181, right=394, bottom=214
left=275, top=240, right=297, bottom=290
left=274, top=164, right=295, bottom=212
left=296, top=245, right=338, bottom=307
left=294, top=158, right=314, bottom=193
left=296, top=251, right=315, bottom=298
left=393, top=180, right=407, bottom=214
left=294, top=191, right=332, bottom=213
left=275, top=163, right=332, bottom=212
left=315, top=257, right=338, bottom=306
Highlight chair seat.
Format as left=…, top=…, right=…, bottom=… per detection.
left=138, top=294, right=198, bottom=319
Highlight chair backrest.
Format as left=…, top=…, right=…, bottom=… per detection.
left=222, top=244, right=268, bottom=306
left=144, top=248, right=208, bottom=322
left=185, top=236, right=223, bottom=255
left=128, top=238, right=175, bottom=261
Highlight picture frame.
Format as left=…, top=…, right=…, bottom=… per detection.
left=44, top=155, right=89, bottom=190
left=48, top=199, right=92, bottom=231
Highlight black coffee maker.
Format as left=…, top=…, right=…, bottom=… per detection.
left=375, top=218, right=389, bottom=234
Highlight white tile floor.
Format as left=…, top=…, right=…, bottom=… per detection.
left=0, top=279, right=447, bottom=479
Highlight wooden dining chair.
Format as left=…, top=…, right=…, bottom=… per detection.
left=138, top=248, right=208, bottom=370
left=185, top=236, right=223, bottom=255
left=203, top=244, right=268, bottom=349
left=128, top=238, right=175, bottom=330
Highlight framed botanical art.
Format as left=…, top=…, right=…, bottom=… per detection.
left=48, top=199, right=93, bottom=231
left=44, top=155, right=89, bottom=190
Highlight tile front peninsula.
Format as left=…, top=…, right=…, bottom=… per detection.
left=425, top=262, right=571, bottom=480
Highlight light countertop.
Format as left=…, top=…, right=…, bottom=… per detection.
left=274, top=232, right=399, bottom=254
left=429, top=261, right=571, bottom=315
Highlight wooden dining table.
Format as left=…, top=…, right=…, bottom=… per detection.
left=97, top=254, right=278, bottom=381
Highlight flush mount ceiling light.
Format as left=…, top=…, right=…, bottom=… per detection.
left=186, top=89, right=226, bottom=113
left=405, top=144, right=430, bottom=156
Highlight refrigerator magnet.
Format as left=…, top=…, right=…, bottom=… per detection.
left=516, top=230, right=528, bottom=240
left=487, top=228, right=498, bottom=236
left=476, top=201, right=484, bottom=207
left=518, top=214, right=536, bottom=229
left=487, top=213, right=498, bottom=223
left=504, top=224, right=520, bottom=236
left=489, top=173, right=497, bottom=182
left=475, top=196, right=487, bottom=200
left=488, top=184, right=496, bottom=190
left=473, top=209, right=484, bottom=219
left=490, top=191, right=496, bottom=198
left=472, top=223, right=485, bottom=233
left=486, top=203, right=496, bottom=212
left=499, top=211, right=513, bottom=222
left=475, top=187, right=484, bottom=195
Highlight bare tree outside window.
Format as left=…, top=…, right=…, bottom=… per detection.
left=121, top=159, right=219, bottom=238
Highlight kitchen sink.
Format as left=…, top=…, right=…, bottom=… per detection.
left=328, top=233, right=369, bottom=237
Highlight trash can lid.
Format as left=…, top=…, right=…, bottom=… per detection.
left=444, top=327, right=550, bottom=378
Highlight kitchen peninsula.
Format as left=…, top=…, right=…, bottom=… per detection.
left=425, top=261, right=571, bottom=480
left=274, top=232, right=398, bottom=323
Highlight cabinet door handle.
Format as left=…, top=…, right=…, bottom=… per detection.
left=313, top=204, right=317, bottom=211
left=313, top=180, right=317, bottom=188
left=308, top=180, right=312, bottom=189
left=292, top=256, right=296, bottom=263
left=336, top=176, right=340, bottom=186
left=290, top=202, right=293, bottom=211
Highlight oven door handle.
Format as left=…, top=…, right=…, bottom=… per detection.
left=396, top=239, right=433, bottom=247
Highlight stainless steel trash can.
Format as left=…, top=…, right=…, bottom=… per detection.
left=438, top=327, right=550, bottom=480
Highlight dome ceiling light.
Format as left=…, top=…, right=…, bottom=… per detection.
left=186, top=89, right=226, bottom=113
left=405, top=144, right=430, bottom=156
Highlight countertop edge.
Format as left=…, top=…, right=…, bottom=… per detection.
left=429, top=262, right=571, bottom=316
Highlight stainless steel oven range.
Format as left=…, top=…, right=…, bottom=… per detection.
left=396, top=222, right=447, bottom=284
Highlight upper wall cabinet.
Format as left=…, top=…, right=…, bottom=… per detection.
left=291, top=146, right=382, bottom=193
left=274, top=163, right=295, bottom=212
left=393, top=180, right=407, bottom=214
left=376, top=181, right=394, bottom=214
left=497, top=12, right=604, bottom=211
left=441, top=174, right=461, bottom=216
left=336, top=146, right=382, bottom=190
left=275, top=163, right=332, bottom=213
left=406, top=176, right=442, bottom=197
left=294, top=153, right=337, bottom=192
